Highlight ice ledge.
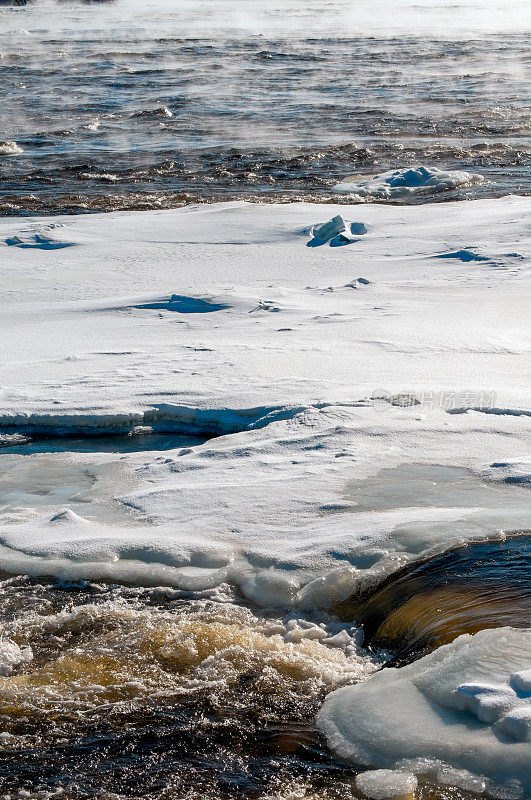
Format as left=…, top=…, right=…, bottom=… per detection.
left=0, top=402, right=307, bottom=438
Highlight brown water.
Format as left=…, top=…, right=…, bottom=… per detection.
left=0, top=575, right=493, bottom=800
left=334, top=535, right=531, bottom=664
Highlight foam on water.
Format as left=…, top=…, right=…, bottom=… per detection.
left=0, top=577, right=377, bottom=798
left=0, top=141, right=23, bottom=156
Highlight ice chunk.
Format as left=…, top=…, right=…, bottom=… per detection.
left=334, top=166, right=483, bottom=199
left=318, top=628, right=531, bottom=798
left=310, top=217, right=368, bottom=244
left=313, top=215, right=347, bottom=241
left=345, top=277, right=372, bottom=288
left=349, top=222, right=368, bottom=235
left=355, top=769, right=417, bottom=799
left=436, top=766, right=487, bottom=794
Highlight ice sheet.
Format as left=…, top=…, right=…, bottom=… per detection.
left=0, top=198, right=528, bottom=604
left=318, top=627, right=531, bottom=798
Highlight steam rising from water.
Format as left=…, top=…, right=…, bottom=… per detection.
left=0, top=0, right=529, bottom=212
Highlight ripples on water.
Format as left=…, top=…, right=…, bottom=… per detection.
left=0, top=0, right=529, bottom=213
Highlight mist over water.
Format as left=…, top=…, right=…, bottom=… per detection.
left=0, top=0, right=529, bottom=213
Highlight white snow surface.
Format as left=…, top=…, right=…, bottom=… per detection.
left=0, top=198, right=529, bottom=604
left=318, top=627, right=531, bottom=798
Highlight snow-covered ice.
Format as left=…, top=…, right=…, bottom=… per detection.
left=334, top=166, right=484, bottom=200
left=0, top=196, right=529, bottom=794
left=318, top=627, right=531, bottom=798
left=0, top=197, right=529, bottom=604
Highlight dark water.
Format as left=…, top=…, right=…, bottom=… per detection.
left=0, top=0, right=529, bottom=213
left=0, top=430, right=213, bottom=453
left=335, top=535, right=531, bottom=664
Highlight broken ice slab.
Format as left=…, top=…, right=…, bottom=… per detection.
left=313, top=215, right=347, bottom=241
left=335, top=221, right=369, bottom=243
left=312, top=217, right=368, bottom=243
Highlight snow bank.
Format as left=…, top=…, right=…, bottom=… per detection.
left=334, top=166, right=483, bottom=199
left=318, top=628, right=531, bottom=798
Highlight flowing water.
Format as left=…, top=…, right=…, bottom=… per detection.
left=1, top=1, right=530, bottom=795
left=334, top=535, right=531, bottom=664
left=0, top=0, right=529, bottom=213
left=0, top=574, right=511, bottom=800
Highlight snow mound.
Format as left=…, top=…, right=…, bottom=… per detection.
left=0, top=141, right=23, bottom=156
left=436, top=248, right=490, bottom=262
left=318, top=627, right=531, bottom=798
left=334, top=166, right=483, bottom=199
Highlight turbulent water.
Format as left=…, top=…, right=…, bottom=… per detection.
left=0, top=578, right=364, bottom=799
left=0, top=571, right=523, bottom=800
left=0, top=0, right=530, bottom=213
